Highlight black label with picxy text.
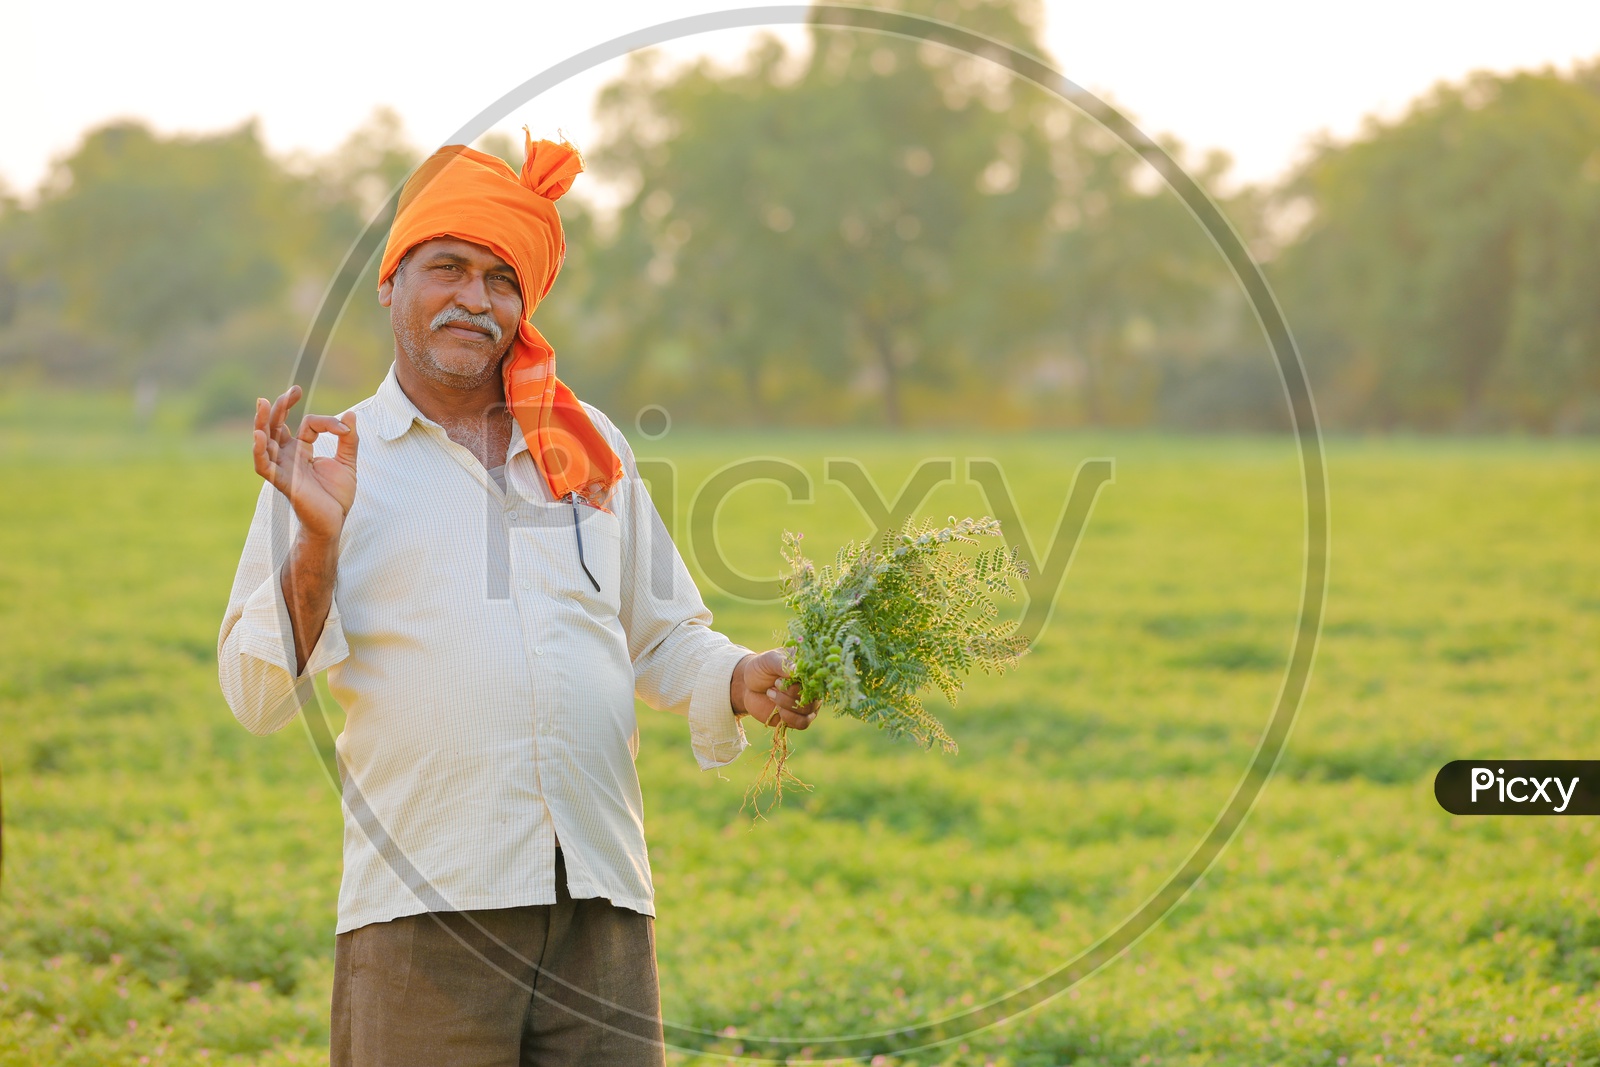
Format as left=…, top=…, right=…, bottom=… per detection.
left=1435, top=761, right=1600, bottom=815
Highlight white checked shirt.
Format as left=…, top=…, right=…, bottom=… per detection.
left=218, top=365, right=753, bottom=934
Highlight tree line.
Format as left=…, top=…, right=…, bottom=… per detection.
left=1, top=0, right=1596, bottom=433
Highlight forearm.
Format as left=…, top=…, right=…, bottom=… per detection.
left=280, top=531, right=339, bottom=676
left=219, top=487, right=347, bottom=735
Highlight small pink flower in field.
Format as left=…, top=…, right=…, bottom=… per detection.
left=720, top=1026, right=737, bottom=1037
left=1372, top=938, right=1386, bottom=955
left=128, top=1019, right=138, bottom=1031
left=1337, top=1058, right=1346, bottom=1065
left=871, top=1057, right=889, bottom=1067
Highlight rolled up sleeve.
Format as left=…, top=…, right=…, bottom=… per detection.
left=685, top=641, right=754, bottom=770
left=218, top=482, right=349, bottom=736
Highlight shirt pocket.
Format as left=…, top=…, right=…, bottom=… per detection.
left=522, top=502, right=624, bottom=620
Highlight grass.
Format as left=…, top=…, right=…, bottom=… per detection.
left=1, top=397, right=1597, bottom=1065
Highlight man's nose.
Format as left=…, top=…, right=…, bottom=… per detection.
left=456, top=271, right=492, bottom=314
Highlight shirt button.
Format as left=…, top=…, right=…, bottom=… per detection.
left=534, top=646, right=545, bottom=656
left=520, top=579, right=531, bottom=591
left=508, top=511, right=519, bottom=521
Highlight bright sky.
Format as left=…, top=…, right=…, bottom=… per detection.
left=5, top=0, right=1597, bottom=200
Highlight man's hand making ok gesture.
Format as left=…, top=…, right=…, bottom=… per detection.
left=253, top=385, right=358, bottom=674
left=253, top=384, right=360, bottom=542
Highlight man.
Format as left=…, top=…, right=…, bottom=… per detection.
left=217, top=134, right=816, bottom=1067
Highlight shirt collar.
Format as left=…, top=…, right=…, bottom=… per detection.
left=370, top=362, right=530, bottom=463
left=369, top=363, right=426, bottom=442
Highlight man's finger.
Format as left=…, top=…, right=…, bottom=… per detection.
left=782, top=707, right=818, bottom=730
left=254, top=425, right=283, bottom=471
left=765, top=685, right=799, bottom=713
left=253, top=430, right=290, bottom=492
left=269, top=386, right=303, bottom=447
left=270, top=410, right=293, bottom=449
left=335, top=410, right=359, bottom=468
left=253, top=428, right=273, bottom=481
left=297, top=413, right=351, bottom=444
left=268, top=387, right=298, bottom=434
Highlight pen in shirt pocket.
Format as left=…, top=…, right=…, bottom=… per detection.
left=567, top=492, right=601, bottom=592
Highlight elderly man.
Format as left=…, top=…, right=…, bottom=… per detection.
left=217, top=135, right=815, bottom=1067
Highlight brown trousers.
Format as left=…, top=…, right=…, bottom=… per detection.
left=331, top=850, right=666, bottom=1067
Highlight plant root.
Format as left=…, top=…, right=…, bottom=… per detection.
left=740, top=724, right=813, bottom=822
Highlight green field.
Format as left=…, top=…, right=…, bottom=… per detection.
left=2, top=397, right=1598, bottom=1065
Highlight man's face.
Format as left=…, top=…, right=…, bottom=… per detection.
left=379, top=236, right=524, bottom=391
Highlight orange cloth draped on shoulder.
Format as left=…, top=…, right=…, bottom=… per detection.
left=377, top=131, right=623, bottom=507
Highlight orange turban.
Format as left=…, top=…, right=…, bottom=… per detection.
left=378, top=132, right=623, bottom=507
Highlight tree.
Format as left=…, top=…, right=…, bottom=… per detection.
left=26, top=120, right=317, bottom=379
left=572, top=0, right=1248, bottom=429
left=0, top=111, right=422, bottom=408
left=585, top=0, right=1063, bottom=427
left=1273, top=66, right=1600, bottom=431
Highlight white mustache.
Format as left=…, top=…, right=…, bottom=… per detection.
left=431, top=306, right=503, bottom=343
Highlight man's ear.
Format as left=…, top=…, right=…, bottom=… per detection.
left=378, top=274, right=395, bottom=308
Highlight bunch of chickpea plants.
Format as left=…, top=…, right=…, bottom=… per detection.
left=745, top=515, right=1031, bottom=814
